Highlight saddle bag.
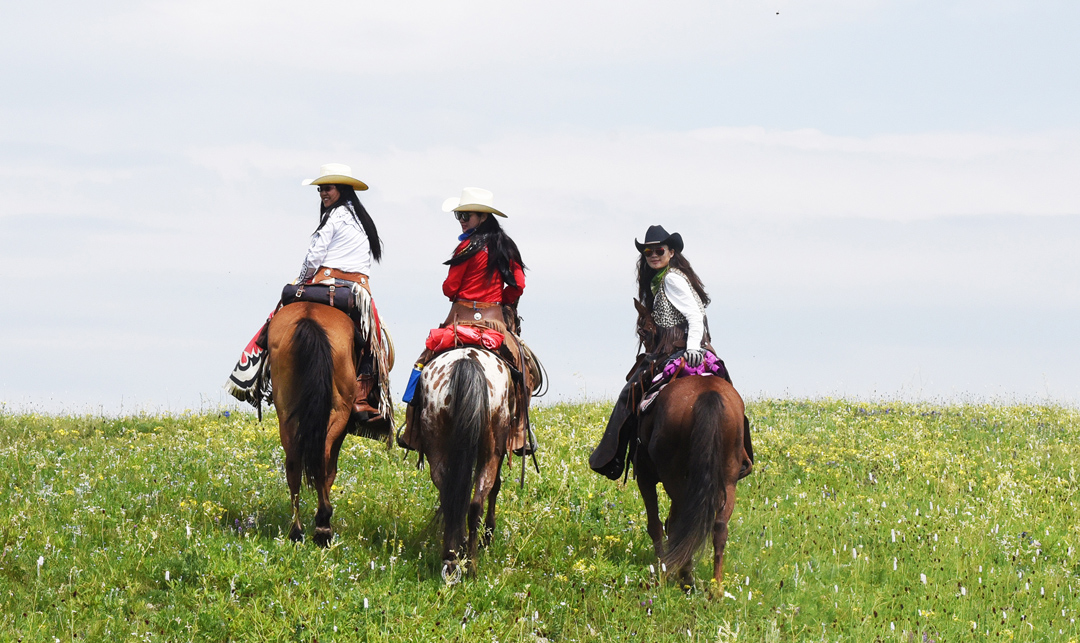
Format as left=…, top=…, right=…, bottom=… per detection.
left=280, top=282, right=356, bottom=315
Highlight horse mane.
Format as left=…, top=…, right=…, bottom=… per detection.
left=634, top=298, right=658, bottom=354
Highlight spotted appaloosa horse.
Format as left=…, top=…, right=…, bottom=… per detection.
left=413, top=346, right=515, bottom=579
left=633, top=300, right=749, bottom=589
left=267, top=302, right=358, bottom=547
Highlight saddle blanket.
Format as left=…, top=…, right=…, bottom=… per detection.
left=639, top=350, right=725, bottom=413
left=226, top=309, right=276, bottom=407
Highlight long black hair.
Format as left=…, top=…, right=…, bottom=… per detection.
left=315, top=185, right=383, bottom=263
left=445, top=214, right=526, bottom=288
left=636, top=249, right=710, bottom=310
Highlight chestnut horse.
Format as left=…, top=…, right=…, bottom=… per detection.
left=267, top=302, right=357, bottom=546
left=412, top=346, right=514, bottom=580
left=633, top=300, right=750, bottom=588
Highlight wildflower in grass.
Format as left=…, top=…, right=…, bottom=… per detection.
left=921, top=574, right=926, bottom=584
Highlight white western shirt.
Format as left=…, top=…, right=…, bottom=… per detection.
left=298, top=204, right=372, bottom=281
left=663, top=271, right=706, bottom=350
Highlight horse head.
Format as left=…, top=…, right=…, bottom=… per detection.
left=634, top=298, right=658, bottom=353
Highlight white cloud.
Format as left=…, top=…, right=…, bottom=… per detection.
left=187, top=125, right=1080, bottom=223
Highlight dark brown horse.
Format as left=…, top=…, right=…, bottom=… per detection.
left=411, top=347, right=514, bottom=580
left=267, top=302, right=357, bottom=546
left=633, top=300, right=749, bottom=588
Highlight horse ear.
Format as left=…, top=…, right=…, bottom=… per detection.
left=633, top=298, right=648, bottom=316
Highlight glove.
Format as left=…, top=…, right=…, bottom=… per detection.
left=684, top=349, right=704, bottom=367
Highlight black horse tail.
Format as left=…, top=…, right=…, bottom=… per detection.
left=288, top=317, right=334, bottom=487
left=440, top=357, right=488, bottom=548
left=663, top=390, right=724, bottom=572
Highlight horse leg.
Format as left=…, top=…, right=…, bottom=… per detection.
left=313, top=409, right=350, bottom=548
left=660, top=499, right=695, bottom=588
left=713, top=480, right=737, bottom=585
left=280, top=426, right=305, bottom=542
left=428, top=450, right=467, bottom=576
left=482, top=466, right=502, bottom=548
left=635, top=458, right=665, bottom=561
left=466, top=456, right=500, bottom=576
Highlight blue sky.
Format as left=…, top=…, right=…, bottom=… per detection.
left=1, top=0, right=1078, bottom=412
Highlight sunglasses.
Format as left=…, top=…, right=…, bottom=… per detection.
left=454, top=211, right=479, bottom=222
left=642, top=246, right=668, bottom=258
left=317, top=185, right=338, bottom=193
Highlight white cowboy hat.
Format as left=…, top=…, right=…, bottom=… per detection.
left=301, top=163, right=368, bottom=191
left=441, top=187, right=507, bottom=218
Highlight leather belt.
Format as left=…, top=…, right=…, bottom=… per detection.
left=454, top=299, right=500, bottom=308
left=445, top=299, right=504, bottom=325
left=310, top=267, right=370, bottom=292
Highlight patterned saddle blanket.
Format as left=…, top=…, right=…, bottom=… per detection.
left=639, top=350, right=728, bottom=413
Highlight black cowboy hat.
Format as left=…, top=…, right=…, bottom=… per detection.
left=634, top=224, right=684, bottom=253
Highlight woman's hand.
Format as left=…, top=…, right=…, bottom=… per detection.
left=684, top=349, right=704, bottom=367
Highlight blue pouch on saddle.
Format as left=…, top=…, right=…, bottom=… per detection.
left=402, top=366, right=423, bottom=404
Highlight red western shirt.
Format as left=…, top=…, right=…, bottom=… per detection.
left=442, top=241, right=525, bottom=305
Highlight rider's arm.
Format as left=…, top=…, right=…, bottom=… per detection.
left=501, top=261, right=525, bottom=305
left=664, top=272, right=705, bottom=350
left=443, top=260, right=467, bottom=300
left=297, top=210, right=340, bottom=282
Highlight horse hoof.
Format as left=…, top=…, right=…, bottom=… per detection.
left=288, top=526, right=304, bottom=543
left=441, top=562, right=462, bottom=585
left=314, top=527, right=333, bottom=548
left=677, top=572, right=696, bottom=592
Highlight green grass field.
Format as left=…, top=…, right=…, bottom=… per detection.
left=2, top=400, right=1079, bottom=642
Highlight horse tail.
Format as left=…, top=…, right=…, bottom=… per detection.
left=440, top=356, right=488, bottom=545
left=288, top=317, right=334, bottom=487
left=663, top=389, right=723, bottom=572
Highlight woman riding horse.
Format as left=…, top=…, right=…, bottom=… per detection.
left=226, top=162, right=391, bottom=428
left=295, top=163, right=390, bottom=425
left=398, top=187, right=535, bottom=456
left=589, top=224, right=752, bottom=480
left=224, top=163, right=392, bottom=545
